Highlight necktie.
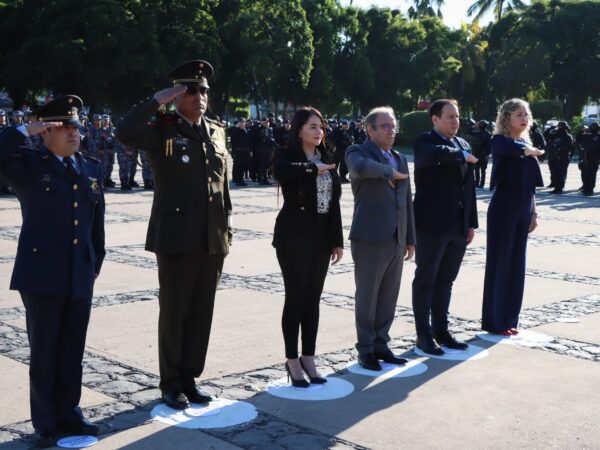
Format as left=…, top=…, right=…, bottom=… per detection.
left=383, top=151, right=394, bottom=167
left=192, top=123, right=203, bottom=138
left=64, top=157, right=78, bottom=180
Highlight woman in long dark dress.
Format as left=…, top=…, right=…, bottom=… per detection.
left=272, top=107, right=344, bottom=387
left=482, top=99, right=544, bottom=335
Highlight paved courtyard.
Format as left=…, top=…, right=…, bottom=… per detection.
left=0, top=158, right=599, bottom=449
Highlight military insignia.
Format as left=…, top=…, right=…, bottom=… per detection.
left=40, top=174, right=53, bottom=182
left=181, top=154, right=190, bottom=164
left=199, top=63, right=204, bottom=69
left=89, top=177, right=100, bottom=192
left=70, top=107, right=78, bottom=116
left=165, top=138, right=173, bottom=157
left=68, top=98, right=73, bottom=104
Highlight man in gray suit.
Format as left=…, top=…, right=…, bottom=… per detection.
left=346, top=106, right=416, bottom=371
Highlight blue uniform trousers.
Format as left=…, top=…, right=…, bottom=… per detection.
left=21, top=292, right=92, bottom=434
left=482, top=186, right=533, bottom=332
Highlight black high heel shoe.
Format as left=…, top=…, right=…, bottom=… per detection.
left=299, top=357, right=327, bottom=384
left=285, top=362, right=309, bottom=388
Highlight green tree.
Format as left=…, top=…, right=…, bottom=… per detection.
left=407, top=0, right=444, bottom=19
left=467, top=0, right=527, bottom=22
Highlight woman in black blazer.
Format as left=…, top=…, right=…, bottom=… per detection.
left=272, top=107, right=344, bottom=387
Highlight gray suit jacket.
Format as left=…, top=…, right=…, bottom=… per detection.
left=345, top=139, right=416, bottom=247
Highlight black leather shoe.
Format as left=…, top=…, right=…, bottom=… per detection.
left=434, top=331, right=469, bottom=350
left=184, top=386, right=212, bottom=404
left=32, top=431, right=55, bottom=448
left=374, top=350, right=408, bottom=365
left=550, top=188, right=563, bottom=194
left=59, top=418, right=100, bottom=436
left=162, top=391, right=189, bottom=410
left=358, top=353, right=382, bottom=371
left=416, top=336, right=445, bottom=356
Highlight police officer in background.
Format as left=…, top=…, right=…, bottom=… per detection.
left=354, top=119, right=367, bottom=144
left=115, top=138, right=136, bottom=190
left=545, top=121, right=574, bottom=194
left=117, top=59, right=232, bottom=411
left=334, top=120, right=354, bottom=183
left=12, top=110, right=24, bottom=126
left=468, top=120, right=492, bottom=188
left=0, top=96, right=105, bottom=447
left=575, top=125, right=589, bottom=191
left=530, top=121, right=546, bottom=162
left=100, top=114, right=116, bottom=187
left=81, top=114, right=102, bottom=160
left=229, top=118, right=250, bottom=186
left=257, top=116, right=276, bottom=185
left=140, top=149, right=154, bottom=189
left=0, top=110, right=11, bottom=195
left=580, top=122, right=600, bottom=196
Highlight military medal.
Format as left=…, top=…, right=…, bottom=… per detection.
left=181, top=154, right=190, bottom=164
left=89, top=177, right=100, bottom=192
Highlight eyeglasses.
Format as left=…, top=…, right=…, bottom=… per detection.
left=185, top=85, right=209, bottom=96
left=375, top=123, right=396, bottom=132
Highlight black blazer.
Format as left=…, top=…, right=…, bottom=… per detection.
left=413, top=130, right=478, bottom=235
left=272, top=147, right=343, bottom=251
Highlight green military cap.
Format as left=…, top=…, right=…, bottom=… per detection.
left=166, top=60, right=214, bottom=89
left=36, top=95, right=83, bottom=127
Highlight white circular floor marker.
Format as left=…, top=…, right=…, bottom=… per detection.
left=478, top=329, right=554, bottom=347
left=56, top=436, right=98, bottom=448
left=413, top=344, right=489, bottom=361
left=151, top=398, right=257, bottom=429
left=346, top=359, right=428, bottom=378
left=266, top=377, right=354, bottom=401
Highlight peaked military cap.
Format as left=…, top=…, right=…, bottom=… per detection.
left=13, top=110, right=23, bottom=117
left=166, top=59, right=214, bottom=89
left=36, top=95, right=83, bottom=127
left=0, top=110, right=5, bottom=116
left=101, top=114, right=110, bottom=120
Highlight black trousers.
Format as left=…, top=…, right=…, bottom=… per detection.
left=276, top=246, right=331, bottom=359
left=474, top=155, right=489, bottom=188
left=20, top=292, right=92, bottom=434
left=156, top=252, right=224, bottom=393
left=232, top=148, right=251, bottom=183
left=550, top=157, right=570, bottom=190
left=583, top=152, right=599, bottom=192
left=412, top=231, right=467, bottom=338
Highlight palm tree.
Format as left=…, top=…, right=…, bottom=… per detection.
left=467, top=0, right=526, bottom=23
left=407, top=0, right=445, bottom=19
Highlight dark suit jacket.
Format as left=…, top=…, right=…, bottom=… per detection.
left=117, top=98, right=232, bottom=255
left=345, top=139, right=416, bottom=247
left=489, top=135, right=544, bottom=191
left=0, top=127, right=105, bottom=298
left=413, top=130, right=478, bottom=235
left=272, top=147, right=343, bottom=251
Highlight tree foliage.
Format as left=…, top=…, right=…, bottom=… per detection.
left=0, top=0, right=598, bottom=122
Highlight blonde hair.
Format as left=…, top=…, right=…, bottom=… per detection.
left=494, top=98, right=532, bottom=142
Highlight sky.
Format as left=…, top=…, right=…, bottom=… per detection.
left=338, top=0, right=530, bottom=29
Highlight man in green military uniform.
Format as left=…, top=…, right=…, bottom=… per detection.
left=117, top=59, right=232, bottom=410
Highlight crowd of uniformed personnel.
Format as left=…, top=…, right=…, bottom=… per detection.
left=227, top=115, right=367, bottom=187
left=0, top=108, right=154, bottom=195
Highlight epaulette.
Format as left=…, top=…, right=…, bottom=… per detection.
left=80, top=153, right=101, bottom=164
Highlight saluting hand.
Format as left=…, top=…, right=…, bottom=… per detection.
left=524, top=146, right=544, bottom=157
left=465, top=153, right=479, bottom=164
left=153, top=84, right=187, bottom=105
left=25, top=122, right=62, bottom=136
left=315, top=162, right=336, bottom=175
left=392, top=170, right=409, bottom=180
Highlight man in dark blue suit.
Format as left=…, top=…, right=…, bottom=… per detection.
left=412, top=99, right=478, bottom=355
left=0, top=95, right=105, bottom=447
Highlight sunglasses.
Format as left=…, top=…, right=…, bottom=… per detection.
left=184, top=85, right=209, bottom=95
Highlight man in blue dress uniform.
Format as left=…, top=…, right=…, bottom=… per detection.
left=0, top=95, right=105, bottom=448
